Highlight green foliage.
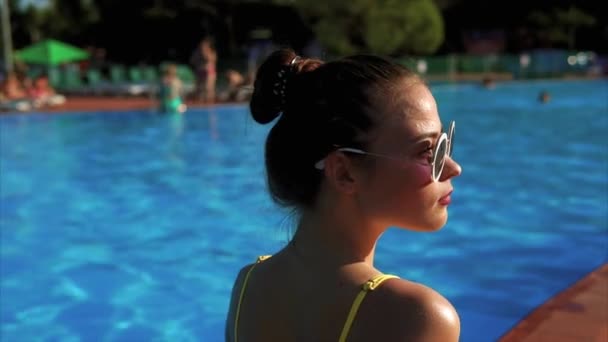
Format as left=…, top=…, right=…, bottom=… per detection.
left=528, top=6, right=596, bottom=49
left=142, top=0, right=218, bottom=19
left=314, top=18, right=357, bottom=55
left=554, top=6, right=596, bottom=27
left=286, top=0, right=444, bottom=56
left=363, top=0, right=443, bottom=55
left=364, top=3, right=412, bottom=55
left=46, top=0, right=99, bottom=37
left=11, top=0, right=100, bottom=42
left=22, top=5, right=46, bottom=42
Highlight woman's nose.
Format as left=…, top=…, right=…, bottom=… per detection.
left=440, top=156, right=462, bottom=181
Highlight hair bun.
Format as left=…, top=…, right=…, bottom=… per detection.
left=249, top=50, right=303, bottom=124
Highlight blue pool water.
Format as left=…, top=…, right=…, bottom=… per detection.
left=1, top=79, right=607, bottom=342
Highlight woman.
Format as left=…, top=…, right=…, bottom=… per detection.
left=0, top=73, right=33, bottom=112
left=226, top=49, right=462, bottom=341
left=158, top=64, right=186, bottom=114
left=29, top=74, right=66, bottom=108
left=201, top=38, right=217, bottom=103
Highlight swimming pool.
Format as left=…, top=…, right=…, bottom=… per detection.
left=1, top=79, right=606, bottom=341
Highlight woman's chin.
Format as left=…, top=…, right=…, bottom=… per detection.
left=408, top=214, right=448, bottom=232
left=432, top=213, right=449, bottom=231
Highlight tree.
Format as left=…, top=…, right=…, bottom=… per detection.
left=21, top=4, right=46, bottom=42
left=528, top=6, right=596, bottom=50
left=280, top=0, right=444, bottom=56
left=8, top=0, right=100, bottom=45
left=4, top=0, right=38, bottom=48
left=363, top=0, right=443, bottom=55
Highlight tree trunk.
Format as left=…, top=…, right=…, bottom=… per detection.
left=568, top=27, right=575, bottom=50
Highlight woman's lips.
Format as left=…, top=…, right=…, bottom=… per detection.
left=439, top=190, right=453, bottom=205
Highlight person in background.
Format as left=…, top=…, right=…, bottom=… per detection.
left=538, top=90, right=551, bottom=104
left=158, top=64, right=186, bottom=114
left=226, top=49, right=462, bottom=341
left=218, top=69, right=252, bottom=103
left=0, top=72, right=32, bottom=112
left=190, top=37, right=217, bottom=103
left=481, top=76, right=496, bottom=89
left=28, top=74, right=66, bottom=108
left=201, top=37, right=217, bottom=103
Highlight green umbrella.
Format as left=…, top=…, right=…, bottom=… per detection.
left=15, top=39, right=90, bottom=66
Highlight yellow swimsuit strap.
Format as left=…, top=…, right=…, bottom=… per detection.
left=234, top=255, right=271, bottom=342
left=338, top=274, right=399, bottom=342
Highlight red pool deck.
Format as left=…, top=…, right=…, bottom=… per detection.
left=43, top=96, right=219, bottom=113
left=3, top=96, right=607, bottom=341
left=499, top=263, right=608, bottom=342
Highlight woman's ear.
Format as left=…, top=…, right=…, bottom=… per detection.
left=322, top=152, right=358, bottom=195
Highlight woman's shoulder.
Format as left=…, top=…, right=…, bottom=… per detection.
left=356, top=277, right=460, bottom=341
left=225, top=258, right=266, bottom=342
left=231, top=255, right=273, bottom=292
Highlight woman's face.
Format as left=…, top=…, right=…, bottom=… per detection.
left=355, top=82, right=461, bottom=232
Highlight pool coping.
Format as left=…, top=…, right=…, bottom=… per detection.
left=2, top=77, right=606, bottom=115
left=0, top=96, right=235, bottom=115
left=498, top=262, right=608, bottom=342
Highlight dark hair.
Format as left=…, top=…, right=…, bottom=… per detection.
left=250, top=49, right=420, bottom=210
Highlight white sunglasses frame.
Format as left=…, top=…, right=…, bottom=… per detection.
left=315, top=121, right=455, bottom=183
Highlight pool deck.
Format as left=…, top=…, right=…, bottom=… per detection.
left=499, top=262, right=608, bottom=342
left=2, top=96, right=607, bottom=341
left=46, top=96, right=218, bottom=113
left=0, top=96, right=223, bottom=115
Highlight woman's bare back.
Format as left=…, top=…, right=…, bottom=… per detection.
left=225, top=250, right=459, bottom=342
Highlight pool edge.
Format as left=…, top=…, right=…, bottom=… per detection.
left=498, top=262, right=608, bottom=342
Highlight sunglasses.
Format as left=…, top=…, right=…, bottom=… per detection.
left=315, top=121, right=455, bottom=182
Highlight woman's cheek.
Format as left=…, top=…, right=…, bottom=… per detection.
left=410, top=163, right=433, bottom=187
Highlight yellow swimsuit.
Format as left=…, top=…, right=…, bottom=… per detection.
left=233, top=255, right=398, bottom=342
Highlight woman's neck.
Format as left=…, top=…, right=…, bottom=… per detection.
left=288, top=199, right=385, bottom=269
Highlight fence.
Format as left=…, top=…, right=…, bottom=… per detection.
left=396, top=50, right=604, bottom=81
